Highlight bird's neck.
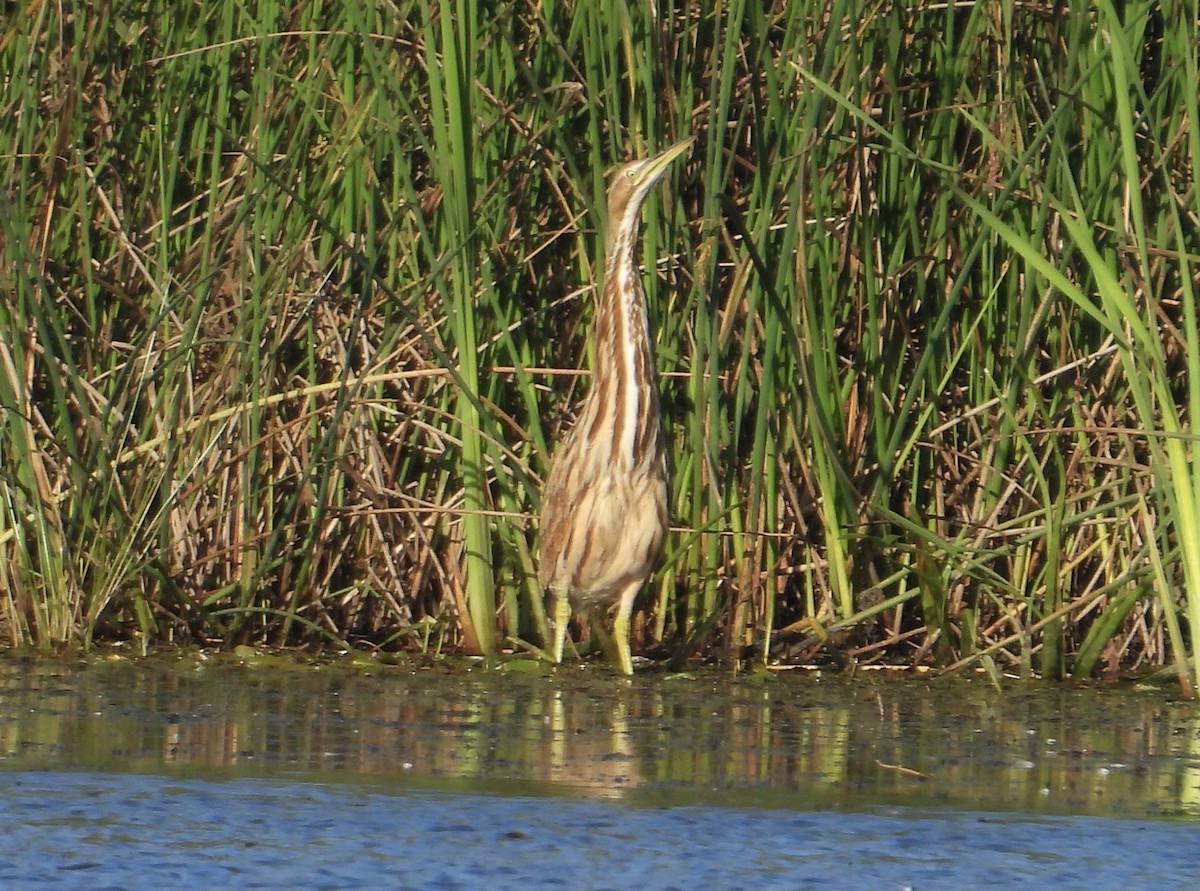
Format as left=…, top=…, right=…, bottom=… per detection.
left=586, top=224, right=662, bottom=470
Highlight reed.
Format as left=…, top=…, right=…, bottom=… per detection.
left=1, top=1, right=1196, bottom=691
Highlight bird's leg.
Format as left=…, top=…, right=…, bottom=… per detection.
left=552, top=591, right=572, bottom=664
left=612, top=580, right=643, bottom=676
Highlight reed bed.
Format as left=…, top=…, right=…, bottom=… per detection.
left=1, top=0, right=1197, bottom=692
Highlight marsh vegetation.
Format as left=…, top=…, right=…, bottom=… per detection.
left=2, top=1, right=1198, bottom=691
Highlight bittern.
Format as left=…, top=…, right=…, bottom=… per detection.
left=537, top=136, right=694, bottom=675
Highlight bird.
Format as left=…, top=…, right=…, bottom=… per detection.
left=537, top=136, right=694, bottom=675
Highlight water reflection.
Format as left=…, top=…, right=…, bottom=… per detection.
left=0, top=655, right=1197, bottom=818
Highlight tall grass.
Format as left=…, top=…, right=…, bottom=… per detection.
left=1, top=1, right=1197, bottom=692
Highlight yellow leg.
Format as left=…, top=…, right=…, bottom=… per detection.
left=612, top=581, right=641, bottom=676
left=552, top=592, right=572, bottom=664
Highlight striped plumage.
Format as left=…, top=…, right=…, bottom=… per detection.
left=537, top=137, right=694, bottom=674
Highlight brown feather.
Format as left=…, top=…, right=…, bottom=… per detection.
left=537, top=137, right=693, bottom=673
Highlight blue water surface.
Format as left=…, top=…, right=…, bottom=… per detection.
left=2, top=770, right=1196, bottom=891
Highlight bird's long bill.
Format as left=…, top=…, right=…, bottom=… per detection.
left=639, top=136, right=696, bottom=184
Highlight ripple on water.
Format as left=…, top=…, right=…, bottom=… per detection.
left=2, top=657, right=1199, bottom=888
left=1, top=771, right=1198, bottom=891
left=2, top=657, right=1199, bottom=820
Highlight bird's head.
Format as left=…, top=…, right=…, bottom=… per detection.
left=606, top=136, right=694, bottom=247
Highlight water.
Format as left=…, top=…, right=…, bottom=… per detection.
left=5, top=771, right=1198, bottom=891
left=2, top=654, right=1198, bottom=888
